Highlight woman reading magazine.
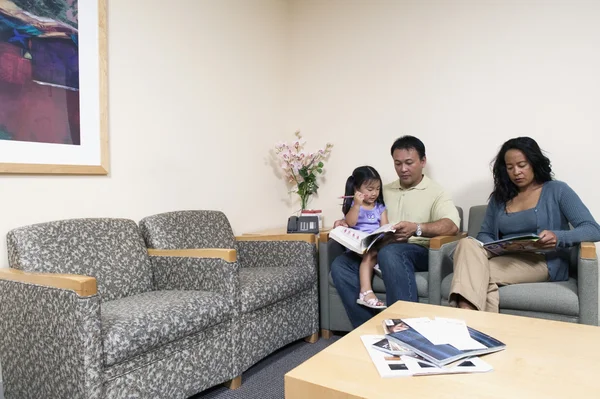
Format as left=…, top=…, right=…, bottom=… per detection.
left=449, top=137, right=600, bottom=312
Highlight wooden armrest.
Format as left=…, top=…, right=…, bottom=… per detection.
left=429, top=232, right=467, bottom=250
left=147, top=248, right=236, bottom=262
left=580, top=242, right=597, bottom=260
left=0, top=268, right=97, bottom=297
left=319, top=230, right=331, bottom=243
left=236, top=234, right=317, bottom=244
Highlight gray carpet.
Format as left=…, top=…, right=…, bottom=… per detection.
left=0, top=336, right=339, bottom=399
left=191, top=336, right=341, bottom=399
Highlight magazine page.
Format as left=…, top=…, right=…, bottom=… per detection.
left=403, top=356, right=493, bottom=376
left=483, top=234, right=541, bottom=256
left=371, top=337, right=415, bottom=357
left=328, top=226, right=370, bottom=254
left=360, top=335, right=413, bottom=378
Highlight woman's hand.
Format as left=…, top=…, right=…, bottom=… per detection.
left=536, top=230, right=557, bottom=249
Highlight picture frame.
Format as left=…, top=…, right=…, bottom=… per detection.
left=0, top=0, right=108, bottom=175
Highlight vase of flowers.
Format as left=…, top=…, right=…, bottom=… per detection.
left=273, top=131, right=333, bottom=212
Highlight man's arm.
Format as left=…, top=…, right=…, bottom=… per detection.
left=393, top=219, right=458, bottom=240
left=392, top=188, right=460, bottom=240
left=421, top=218, right=459, bottom=237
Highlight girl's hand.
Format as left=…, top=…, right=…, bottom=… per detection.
left=536, top=230, right=557, bottom=249
left=354, top=191, right=365, bottom=206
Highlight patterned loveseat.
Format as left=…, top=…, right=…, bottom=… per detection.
left=0, top=218, right=239, bottom=399
left=139, top=210, right=320, bottom=380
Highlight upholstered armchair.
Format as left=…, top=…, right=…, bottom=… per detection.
left=139, top=210, right=319, bottom=383
left=0, top=218, right=239, bottom=399
left=434, top=205, right=599, bottom=325
left=318, top=208, right=463, bottom=335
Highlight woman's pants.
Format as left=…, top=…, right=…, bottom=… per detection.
left=449, top=238, right=549, bottom=312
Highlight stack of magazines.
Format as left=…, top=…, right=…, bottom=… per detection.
left=361, top=317, right=506, bottom=378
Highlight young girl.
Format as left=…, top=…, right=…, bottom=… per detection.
left=342, top=166, right=388, bottom=309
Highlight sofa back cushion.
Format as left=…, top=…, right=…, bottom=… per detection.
left=7, top=218, right=154, bottom=301
left=139, top=210, right=235, bottom=249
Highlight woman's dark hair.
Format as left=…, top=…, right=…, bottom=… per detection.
left=490, top=137, right=553, bottom=204
left=342, top=166, right=385, bottom=215
left=390, top=135, right=426, bottom=159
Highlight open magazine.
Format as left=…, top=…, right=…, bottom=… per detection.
left=328, top=223, right=395, bottom=254
left=361, top=335, right=493, bottom=378
left=385, top=318, right=506, bottom=367
left=470, top=234, right=542, bottom=256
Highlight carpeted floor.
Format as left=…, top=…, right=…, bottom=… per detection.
left=191, top=335, right=341, bottom=399
left=0, top=336, right=340, bottom=399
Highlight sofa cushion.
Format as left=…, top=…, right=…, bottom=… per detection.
left=102, top=290, right=234, bottom=366
left=328, top=271, right=429, bottom=299
left=240, top=267, right=314, bottom=313
left=441, top=273, right=579, bottom=316
left=7, top=218, right=153, bottom=302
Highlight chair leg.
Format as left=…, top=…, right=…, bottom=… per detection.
left=304, top=332, right=319, bottom=343
left=224, top=375, right=242, bottom=390
left=320, top=329, right=333, bottom=339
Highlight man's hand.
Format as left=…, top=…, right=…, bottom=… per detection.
left=333, top=219, right=349, bottom=228
left=392, top=221, right=418, bottom=241
left=536, top=230, right=557, bottom=249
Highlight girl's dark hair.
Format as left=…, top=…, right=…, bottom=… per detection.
left=490, top=137, right=553, bottom=204
left=342, top=166, right=385, bottom=214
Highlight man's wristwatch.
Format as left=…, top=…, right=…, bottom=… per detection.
left=416, top=223, right=422, bottom=237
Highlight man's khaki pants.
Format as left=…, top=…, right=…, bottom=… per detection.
left=449, top=238, right=549, bottom=312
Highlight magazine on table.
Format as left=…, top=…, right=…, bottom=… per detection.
left=361, top=335, right=493, bottom=378
left=328, top=223, right=395, bottom=254
left=384, top=318, right=506, bottom=367
left=371, top=337, right=415, bottom=357
left=468, top=234, right=543, bottom=256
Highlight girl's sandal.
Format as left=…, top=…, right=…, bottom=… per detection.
left=356, top=290, right=387, bottom=309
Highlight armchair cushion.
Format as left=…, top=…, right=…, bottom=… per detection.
left=140, top=211, right=235, bottom=249
left=236, top=240, right=316, bottom=269
left=7, top=218, right=153, bottom=302
left=102, top=290, right=234, bottom=366
left=240, top=266, right=315, bottom=313
left=441, top=274, right=579, bottom=316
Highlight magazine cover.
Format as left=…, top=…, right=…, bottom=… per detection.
left=385, top=320, right=506, bottom=367
left=360, top=335, right=414, bottom=378
left=382, top=319, right=411, bottom=335
left=361, top=335, right=494, bottom=378
left=371, top=337, right=415, bottom=357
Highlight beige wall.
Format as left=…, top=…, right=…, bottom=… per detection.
left=0, top=0, right=291, bottom=263
left=287, top=0, right=600, bottom=240
left=1, top=0, right=599, bottom=263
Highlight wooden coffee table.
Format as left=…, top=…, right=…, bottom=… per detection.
left=285, top=301, right=600, bottom=398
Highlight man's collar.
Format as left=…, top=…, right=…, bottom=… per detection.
left=389, top=175, right=430, bottom=191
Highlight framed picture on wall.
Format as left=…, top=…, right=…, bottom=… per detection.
left=0, top=0, right=108, bottom=175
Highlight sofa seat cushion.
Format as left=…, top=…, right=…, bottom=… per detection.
left=441, top=274, right=579, bottom=316
left=327, top=271, right=429, bottom=299
left=240, top=267, right=314, bottom=313
left=102, top=290, right=234, bottom=366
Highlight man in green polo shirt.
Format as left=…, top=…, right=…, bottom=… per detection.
left=331, top=135, right=460, bottom=328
